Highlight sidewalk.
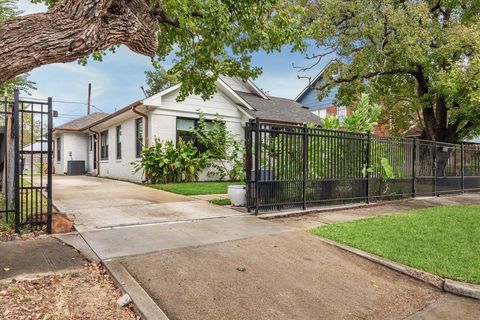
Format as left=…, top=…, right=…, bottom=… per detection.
left=0, top=238, right=85, bottom=281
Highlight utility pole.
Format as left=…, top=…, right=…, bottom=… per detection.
left=87, top=83, right=92, bottom=115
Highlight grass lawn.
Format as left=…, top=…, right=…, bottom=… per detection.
left=311, top=205, right=480, bottom=284
left=150, top=181, right=243, bottom=196
left=209, top=198, right=231, bottom=206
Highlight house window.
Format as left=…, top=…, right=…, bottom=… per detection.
left=135, top=118, right=143, bottom=158
left=176, top=118, right=197, bottom=145
left=100, top=130, right=109, bottom=160
left=337, top=106, right=347, bottom=121
left=56, top=137, right=61, bottom=161
left=116, top=125, right=122, bottom=160
left=89, top=135, right=93, bottom=151
left=176, top=117, right=213, bottom=152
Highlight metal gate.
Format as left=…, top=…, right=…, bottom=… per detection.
left=245, top=118, right=480, bottom=213
left=0, top=89, right=53, bottom=233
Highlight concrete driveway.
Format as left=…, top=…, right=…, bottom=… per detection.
left=49, top=177, right=480, bottom=319
left=51, top=175, right=244, bottom=232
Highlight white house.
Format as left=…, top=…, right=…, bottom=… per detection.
left=53, top=76, right=321, bottom=182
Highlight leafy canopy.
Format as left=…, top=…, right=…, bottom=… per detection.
left=303, top=0, right=480, bottom=141
left=32, top=0, right=306, bottom=100
left=144, top=63, right=179, bottom=97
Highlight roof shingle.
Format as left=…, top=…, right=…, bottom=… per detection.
left=235, top=91, right=322, bottom=124
left=54, top=112, right=109, bottom=131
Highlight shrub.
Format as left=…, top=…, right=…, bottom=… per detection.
left=133, top=139, right=209, bottom=184
left=192, top=112, right=245, bottom=181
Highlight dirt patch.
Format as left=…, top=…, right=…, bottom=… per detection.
left=0, top=263, right=138, bottom=319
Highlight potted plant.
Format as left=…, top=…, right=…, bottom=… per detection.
left=228, top=185, right=246, bottom=206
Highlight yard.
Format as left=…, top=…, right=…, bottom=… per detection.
left=312, top=205, right=480, bottom=284
left=150, top=181, right=243, bottom=196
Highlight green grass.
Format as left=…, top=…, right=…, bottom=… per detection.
left=209, top=198, right=231, bottom=206
left=150, top=181, right=243, bottom=196
left=311, top=205, right=480, bottom=284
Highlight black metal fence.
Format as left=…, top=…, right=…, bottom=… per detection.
left=0, top=90, right=53, bottom=233
left=245, top=119, right=480, bottom=213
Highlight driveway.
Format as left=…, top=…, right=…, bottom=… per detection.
left=49, top=177, right=480, bottom=319
left=51, top=175, right=244, bottom=232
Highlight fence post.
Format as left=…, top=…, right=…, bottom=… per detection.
left=254, top=118, right=260, bottom=215
left=302, top=124, right=308, bottom=210
left=433, top=141, right=438, bottom=197
left=461, top=143, right=465, bottom=193
left=365, top=133, right=371, bottom=204
left=245, top=120, right=252, bottom=212
left=47, top=97, right=53, bottom=234
left=412, top=138, right=417, bottom=198
left=13, top=90, right=20, bottom=234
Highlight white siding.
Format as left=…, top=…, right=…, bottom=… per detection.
left=54, top=132, right=88, bottom=174
left=96, top=117, right=144, bottom=182
left=151, top=87, right=246, bottom=181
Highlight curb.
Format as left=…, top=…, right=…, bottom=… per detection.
left=316, top=236, right=480, bottom=299
left=103, top=260, right=170, bottom=320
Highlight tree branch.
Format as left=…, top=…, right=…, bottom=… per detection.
left=0, top=0, right=162, bottom=84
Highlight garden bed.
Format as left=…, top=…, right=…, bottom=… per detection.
left=311, top=205, right=480, bottom=284
left=150, top=181, right=243, bottom=196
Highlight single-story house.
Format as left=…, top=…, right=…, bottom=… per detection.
left=53, top=76, right=321, bottom=182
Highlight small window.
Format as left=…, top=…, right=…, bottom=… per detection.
left=338, top=106, right=347, bottom=121
left=89, top=135, right=93, bottom=151
left=176, top=117, right=214, bottom=152
left=176, top=118, right=196, bottom=145
left=100, top=130, right=109, bottom=160
left=116, top=125, right=122, bottom=160
left=56, top=137, right=61, bottom=161
left=135, top=118, right=143, bottom=158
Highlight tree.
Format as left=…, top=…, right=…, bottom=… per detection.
left=0, top=0, right=305, bottom=100
left=0, top=1, right=35, bottom=97
left=303, top=0, right=480, bottom=142
left=144, top=64, right=178, bottom=97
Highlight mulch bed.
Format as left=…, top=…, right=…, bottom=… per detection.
left=0, top=263, right=139, bottom=320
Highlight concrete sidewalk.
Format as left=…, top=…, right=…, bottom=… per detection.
left=0, top=238, right=85, bottom=281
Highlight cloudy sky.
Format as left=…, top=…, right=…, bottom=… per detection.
left=16, top=0, right=330, bottom=125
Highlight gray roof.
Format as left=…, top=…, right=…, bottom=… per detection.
left=22, top=139, right=49, bottom=153
left=54, top=112, right=109, bottom=131
left=235, top=91, right=322, bottom=124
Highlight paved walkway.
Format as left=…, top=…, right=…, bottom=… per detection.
left=269, top=192, right=480, bottom=229
left=0, top=238, right=85, bottom=281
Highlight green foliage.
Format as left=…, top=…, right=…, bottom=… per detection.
left=192, top=112, right=245, bottom=181
left=322, top=94, right=381, bottom=133
left=133, top=139, right=209, bottom=184
left=32, top=0, right=306, bottom=101
left=144, top=63, right=179, bottom=97
left=209, top=198, right=231, bottom=206
left=342, top=94, right=381, bottom=133
left=305, top=0, right=480, bottom=141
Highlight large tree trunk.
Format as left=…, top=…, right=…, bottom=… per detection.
left=0, top=0, right=161, bottom=84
